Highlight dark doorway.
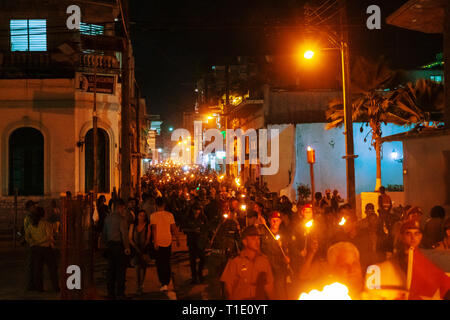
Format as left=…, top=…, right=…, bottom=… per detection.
left=9, top=127, right=44, bottom=196
left=85, top=128, right=110, bottom=193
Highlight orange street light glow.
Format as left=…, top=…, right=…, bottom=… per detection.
left=304, top=50, right=315, bottom=59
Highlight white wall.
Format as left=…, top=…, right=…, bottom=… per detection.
left=291, top=122, right=410, bottom=201
left=404, top=135, right=450, bottom=216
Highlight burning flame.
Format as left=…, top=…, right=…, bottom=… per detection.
left=298, top=282, right=352, bottom=300
left=241, top=204, right=247, bottom=211
left=235, top=178, right=241, bottom=186
left=275, top=234, right=281, bottom=241
left=223, top=214, right=229, bottom=219
left=339, top=217, right=346, bottom=226
left=219, top=175, right=225, bottom=180
left=305, top=219, right=313, bottom=229
left=241, top=194, right=246, bottom=198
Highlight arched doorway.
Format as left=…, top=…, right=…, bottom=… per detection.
left=85, top=128, right=110, bottom=193
left=9, top=127, right=44, bottom=196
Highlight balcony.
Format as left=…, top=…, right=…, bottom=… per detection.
left=0, top=51, right=120, bottom=79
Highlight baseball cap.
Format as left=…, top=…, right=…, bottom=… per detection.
left=269, top=211, right=281, bottom=220
left=25, top=200, right=38, bottom=209
left=400, top=219, right=422, bottom=234
left=242, top=225, right=260, bottom=238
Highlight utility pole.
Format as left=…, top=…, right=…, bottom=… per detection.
left=93, top=59, right=98, bottom=197
left=121, top=0, right=132, bottom=200
left=225, top=63, right=231, bottom=176
left=340, top=0, right=356, bottom=209
left=135, top=82, right=141, bottom=201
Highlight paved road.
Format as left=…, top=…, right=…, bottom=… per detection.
left=0, top=237, right=216, bottom=300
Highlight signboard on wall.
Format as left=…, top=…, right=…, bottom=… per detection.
left=78, top=73, right=115, bottom=94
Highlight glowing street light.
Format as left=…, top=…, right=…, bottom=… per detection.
left=304, top=50, right=315, bottom=59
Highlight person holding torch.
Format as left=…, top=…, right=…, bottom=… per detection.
left=260, top=211, right=292, bottom=299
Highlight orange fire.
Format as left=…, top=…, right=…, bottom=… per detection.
left=298, top=282, right=352, bottom=300
left=338, top=217, right=346, bottom=226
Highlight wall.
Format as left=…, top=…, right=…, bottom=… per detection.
left=403, top=134, right=450, bottom=216
left=291, top=122, right=411, bottom=201
left=263, top=124, right=296, bottom=197
left=0, top=78, right=121, bottom=198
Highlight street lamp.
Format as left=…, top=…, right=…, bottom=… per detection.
left=303, top=50, right=315, bottom=59
left=302, top=33, right=357, bottom=209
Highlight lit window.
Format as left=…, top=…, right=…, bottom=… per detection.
left=10, top=19, right=47, bottom=52
left=80, top=22, right=105, bottom=36
left=430, top=75, right=442, bottom=83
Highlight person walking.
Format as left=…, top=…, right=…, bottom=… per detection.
left=183, top=204, right=208, bottom=284
left=220, top=225, right=274, bottom=300
left=128, top=209, right=151, bottom=295
left=25, top=207, right=59, bottom=292
left=150, top=197, right=179, bottom=292
left=102, top=199, right=131, bottom=300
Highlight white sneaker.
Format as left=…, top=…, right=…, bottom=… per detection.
left=160, top=285, right=168, bottom=292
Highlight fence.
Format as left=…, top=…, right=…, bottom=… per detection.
left=60, top=194, right=96, bottom=300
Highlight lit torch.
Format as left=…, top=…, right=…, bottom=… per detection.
left=298, top=282, right=352, bottom=300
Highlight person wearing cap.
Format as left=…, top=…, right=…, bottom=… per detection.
left=220, top=225, right=274, bottom=300
left=260, top=211, right=291, bottom=299
left=433, top=218, right=450, bottom=251
left=363, top=218, right=424, bottom=300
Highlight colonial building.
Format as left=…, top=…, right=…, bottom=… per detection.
left=0, top=0, right=143, bottom=200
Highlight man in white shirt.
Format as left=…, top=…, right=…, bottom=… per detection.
left=150, top=197, right=179, bottom=291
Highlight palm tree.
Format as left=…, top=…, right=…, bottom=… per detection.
left=325, top=57, right=444, bottom=191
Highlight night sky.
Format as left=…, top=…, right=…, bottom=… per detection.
left=130, top=0, right=442, bottom=128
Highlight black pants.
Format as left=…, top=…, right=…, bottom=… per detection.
left=105, top=242, right=127, bottom=297
left=188, top=243, right=205, bottom=281
left=30, top=246, right=59, bottom=291
left=155, top=245, right=171, bottom=286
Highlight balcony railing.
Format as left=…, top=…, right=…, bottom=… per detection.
left=0, top=51, right=120, bottom=78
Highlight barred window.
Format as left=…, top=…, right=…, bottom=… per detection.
left=10, top=19, right=47, bottom=52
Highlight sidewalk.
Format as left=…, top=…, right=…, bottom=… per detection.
left=0, top=238, right=211, bottom=300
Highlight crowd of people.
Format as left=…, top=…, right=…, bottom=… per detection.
left=21, top=161, right=450, bottom=300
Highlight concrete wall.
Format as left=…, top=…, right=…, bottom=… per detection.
left=263, top=124, right=296, bottom=198
left=291, top=122, right=411, bottom=201
left=403, top=134, right=450, bottom=216
left=0, top=78, right=121, bottom=199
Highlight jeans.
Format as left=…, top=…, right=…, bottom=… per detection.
left=188, top=243, right=205, bottom=281
left=155, top=245, right=171, bottom=286
left=105, top=241, right=127, bottom=297
left=30, top=246, right=59, bottom=291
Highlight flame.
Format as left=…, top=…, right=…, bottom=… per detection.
left=241, top=204, right=247, bottom=211
left=339, top=217, right=346, bottom=226
left=223, top=214, right=229, bottom=219
left=298, top=282, right=352, bottom=300
left=305, top=219, right=313, bottom=229
left=219, top=175, right=225, bottom=180
left=275, top=234, right=281, bottom=241
left=241, top=194, right=246, bottom=198
left=235, top=178, right=241, bottom=186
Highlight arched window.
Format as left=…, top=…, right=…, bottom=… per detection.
left=85, top=128, right=110, bottom=193
left=9, top=127, right=44, bottom=196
